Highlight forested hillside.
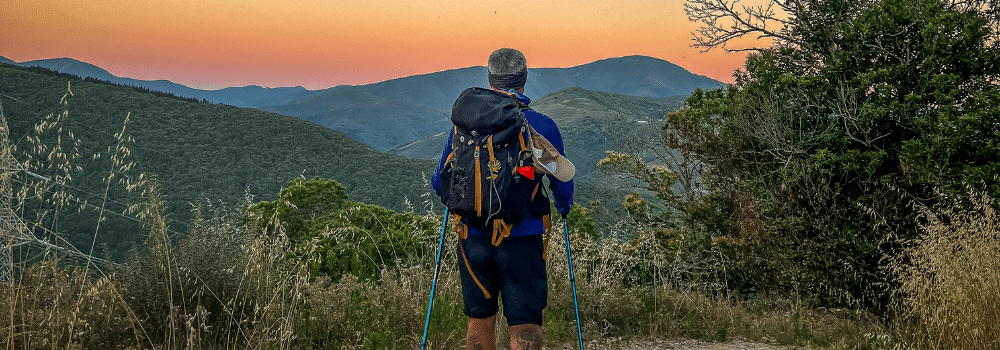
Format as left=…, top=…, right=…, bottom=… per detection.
left=1, top=64, right=436, bottom=257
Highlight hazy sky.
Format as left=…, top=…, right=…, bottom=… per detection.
left=3, top=0, right=768, bottom=90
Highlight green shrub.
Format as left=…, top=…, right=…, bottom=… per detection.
left=247, top=176, right=441, bottom=282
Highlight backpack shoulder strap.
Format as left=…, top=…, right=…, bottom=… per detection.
left=443, top=125, right=458, bottom=166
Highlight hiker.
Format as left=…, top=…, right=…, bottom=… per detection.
left=432, top=48, right=574, bottom=350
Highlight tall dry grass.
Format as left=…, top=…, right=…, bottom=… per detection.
left=3, top=83, right=313, bottom=349
left=1, top=259, right=136, bottom=349
left=889, top=186, right=1000, bottom=349
left=3, top=194, right=886, bottom=349
left=543, top=226, right=883, bottom=349
left=2, top=178, right=309, bottom=349
left=116, top=178, right=308, bottom=349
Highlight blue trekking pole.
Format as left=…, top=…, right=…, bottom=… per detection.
left=563, top=217, right=585, bottom=350
left=421, top=208, right=449, bottom=350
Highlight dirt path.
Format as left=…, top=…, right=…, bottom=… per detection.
left=547, top=337, right=791, bottom=350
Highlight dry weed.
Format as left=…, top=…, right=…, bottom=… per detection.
left=890, top=186, right=1000, bottom=349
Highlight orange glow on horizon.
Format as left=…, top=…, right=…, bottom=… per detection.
left=3, top=0, right=767, bottom=90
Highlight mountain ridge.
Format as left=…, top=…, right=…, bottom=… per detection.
left=9, top=55, right=722, bottom=152
left=263, top=89, right=451, bottom=149
left=9, top=55, right=722, bottom=107
left=9, top=57, right=311, bottom=108
left=260, top=56, right=721, bottom=151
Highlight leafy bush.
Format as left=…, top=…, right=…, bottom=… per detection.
left=629, top=0, right=1000, bottom=308
left=247, top=177, right=441, bottom=281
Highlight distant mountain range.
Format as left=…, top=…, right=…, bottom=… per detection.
left=0, top=64, right=437, bottom=257
left=2, top=54, right=723, bottom=151
left=258, top=56, right=722, bottom=151
left=1, top=56, right=312, bottom=107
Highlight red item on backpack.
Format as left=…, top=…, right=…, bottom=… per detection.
left=517, top=166, right=535, bottom=180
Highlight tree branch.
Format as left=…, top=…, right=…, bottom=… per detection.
left=686, top=0, right=797, bottom=52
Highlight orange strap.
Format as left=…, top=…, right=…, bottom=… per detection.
left=487, top=134, right=496, bottom=164
left=444, top=150, right=454, bottom=166
left=519, top=129, right=527, bottom=152
left=443, top=126, right=458, bottom=169
left=453, top=214, right=468, bottom=240
left=542, top=214, right=552, bottom=260
left=474, top=145, right=482, bottom=217
left=454, top=214, right=490, bottom=299
left=486, top=135, right=499, bottom=183
left=459, top=235, right=492, bottom=299
left=491, top=219, right=512, bottom=246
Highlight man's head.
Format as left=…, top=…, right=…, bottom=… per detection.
left=488, top=48, right=527, bottom=91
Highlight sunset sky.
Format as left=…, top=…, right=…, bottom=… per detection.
left=3, top=0, right=768, bottom=90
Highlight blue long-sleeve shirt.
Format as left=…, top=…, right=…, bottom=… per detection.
left=432, top=89, right=574, bottom=237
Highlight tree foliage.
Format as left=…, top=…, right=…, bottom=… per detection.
left=604, top=0, right=1000, bottom=307
left=247, top=177, right=441, bottom=281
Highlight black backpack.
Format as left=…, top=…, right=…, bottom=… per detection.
left=437, top=88, right=550, bottom=238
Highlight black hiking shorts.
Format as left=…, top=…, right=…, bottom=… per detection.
left=458, top=234, right=547, bottom=326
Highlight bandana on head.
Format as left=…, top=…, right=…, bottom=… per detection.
left=488, top=68, right=528, bottom=90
